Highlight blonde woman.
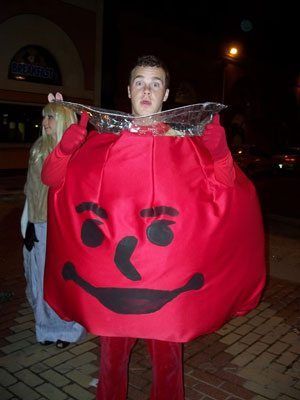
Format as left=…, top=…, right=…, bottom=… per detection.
left=21, top=93, right=86, bottom=348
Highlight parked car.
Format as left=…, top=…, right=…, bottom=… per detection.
left=231, top=144, right=273, bottom=177
left=272, top=146, right=300, bottom=175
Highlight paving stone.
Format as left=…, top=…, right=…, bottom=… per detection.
left=285, top=386, right=300, bottom=399
left=289, top=343, right=300, bottom=354
left=219, top=333, right=241, bottom=345
left=76, top=363, right=99, bottom=375
left=245, top=351, right=277, bottom=369
left=233, top=324, right=254, bottom=336
left=5, top=329, right=33, bottom=343
left=193, top=380, right=229, bottom=399
left=0, top=353, right=25, bottom=372
left=17, top=350, right=56, bottom=367
left=65, top=369, right=95, bottom=388
left=0, top=386, right=14, bottom=400
left=0, top=367, right=18, bottom=386
left=43, top=351, right=75, bottom=368
left=268, top=341, right=290, bottom=355
left=216, top=324, right=235, bottom=336
left=9, top=381, right=41, bottom=400
left=258, top=308, right=277, bottom=318
left=240, top=332, right=262, bottom=345
left=253, top=319, right=284, bottom=336
left=128, top=370, right=150, bottom=390
left=276, top=351, right=298, bottom=366
left=246, top=309, right=261, bottom=318
left=243, top=380, right=279, bottom=399
left=256, top=302, right=271, bottom=311
left=269, top=362, right=287, bottom=373
left=30, top=362, right=51, bottom=374
left=9, top=321, right=34, bottom=333
left=14, top=314, right=34, bottom=324
left=231, top=351, right=256, bottom=367
left=35, top=382, right=69, bottom=399
left=63, top=383, right=95, bottom=399
left=247, top=342, right=269, bottom=355
left=188, top=368, right=224, bottom=387
left=18, top=307, right=32, bottom=316
left=15, top=369, right=44, bottom=387
left=1, top=339, right=32, bottom=354
left=69, top=341, right=98, bottom=355
left=40, top=369, right=71, bottom=387
left=248, top=316, right=267, bottom=327
left=260, top=324, right=291, bottom=344
left=127, top=385, right=149, bottom=400
left=219, top=381, right=255, bottom=399
left=54, top=352, right=97, bottom=373
left=281, top=332, right=299, bottom=345
left=225, top=342, right=249, bottom=356
left=230, top=316, right=249, bottom=326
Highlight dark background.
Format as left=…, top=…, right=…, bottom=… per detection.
left=101, top=0, right=299, bottom=150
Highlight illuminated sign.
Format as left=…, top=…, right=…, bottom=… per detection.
left=8, top=45, right=62, bottom=85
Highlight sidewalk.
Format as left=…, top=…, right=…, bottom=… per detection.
left=0, top=184, right=299, bottom=399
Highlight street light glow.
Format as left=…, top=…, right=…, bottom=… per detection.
left=225, top=46, right=240, bottom=59
left=229, top=47, right=238, bottom=56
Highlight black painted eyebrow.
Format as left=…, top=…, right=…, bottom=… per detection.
left=140, top=206, right=179, bottom=218
left=76, top=202, right=108, bottom=219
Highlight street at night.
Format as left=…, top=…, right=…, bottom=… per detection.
left=1, top=2, right=299, bottom=399
left=253, top=174, right=300, bottom=219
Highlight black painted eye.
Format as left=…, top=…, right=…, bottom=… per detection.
left=81, top=219, right=104, bottom=247
left=146, top=219, right=175, bottom=246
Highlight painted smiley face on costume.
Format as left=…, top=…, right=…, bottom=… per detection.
left=62, top=203, right=204, bottom=314
left=45, top=130, right=266, bottom=342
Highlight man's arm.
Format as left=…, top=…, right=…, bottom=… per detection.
left=201, top=114, right=236, bottom=186
left=41, top=112, right=89, bottom=188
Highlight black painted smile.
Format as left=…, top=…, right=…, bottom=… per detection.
left=62, top=262, right=204, bottom=314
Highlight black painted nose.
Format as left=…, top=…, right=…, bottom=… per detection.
left=114, top=236, right=141, bottom=281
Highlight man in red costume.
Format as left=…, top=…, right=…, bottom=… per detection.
left=42, top=55, right=266, bottom=399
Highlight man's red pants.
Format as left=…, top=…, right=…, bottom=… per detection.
left=97, top=337, right=184, bottom=400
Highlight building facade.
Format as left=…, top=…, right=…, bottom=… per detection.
left=0, top=0, right=103, bottom=168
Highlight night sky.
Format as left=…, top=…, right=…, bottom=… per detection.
left=101, top=0, right=299, bottom=146
left=104, top=0, right=298, bottom=63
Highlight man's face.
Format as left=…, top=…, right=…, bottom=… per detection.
left=128, top=66, right=169, bottom=116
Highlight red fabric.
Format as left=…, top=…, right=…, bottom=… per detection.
left=213, top=153, right=236, bottom=186
left=97, top=337, right=183, bottom=400
left=44, top=129, right=266, bottom=342
left=41, top=112, right=89, bottom=188
left=59, top=112, right=89, bottom=155
left=41, top=145, right=71, bottom=188
left=201, top=114, right=229, bottom=160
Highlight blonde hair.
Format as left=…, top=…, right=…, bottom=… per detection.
left=30, top=102, right=77, bottom=164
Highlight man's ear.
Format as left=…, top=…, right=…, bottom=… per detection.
left=127, top=86, right=131, bottom=99
left=163, top=88, right=169, bottom=102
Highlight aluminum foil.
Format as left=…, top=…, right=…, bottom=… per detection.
left=55, top=101, right=227, bottom=137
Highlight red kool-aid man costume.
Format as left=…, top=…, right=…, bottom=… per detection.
left=42, top=111, right=266, bottom=399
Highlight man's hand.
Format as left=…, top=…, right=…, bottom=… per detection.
left=59, top=112, right=89, bottom=155
left=202, top=114, right=229, bottom=160
left=24, top=222, right=39, bottom=252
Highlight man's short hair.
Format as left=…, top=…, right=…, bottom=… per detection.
left=129, top=55, right=170, bottom=88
